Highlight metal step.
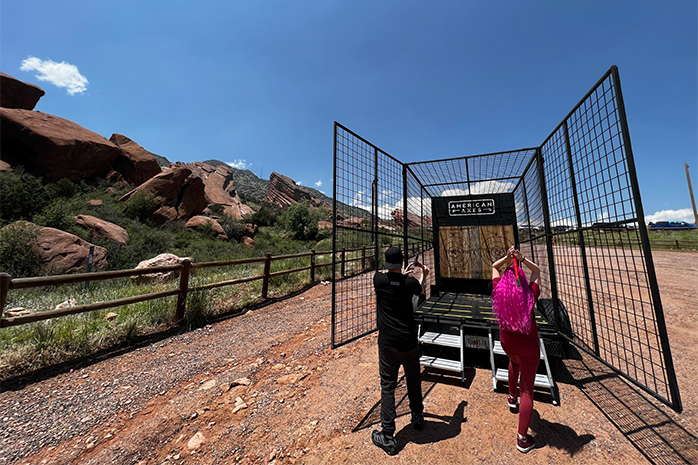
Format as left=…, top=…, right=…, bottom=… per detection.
left=492, top=340, right=544, bottom=358
left=419, top=331, right=461, bottom=348
left=494, top=368, right=552, bottom=389
left=420, top=355, right=462, bottom=373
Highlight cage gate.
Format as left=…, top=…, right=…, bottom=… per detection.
left=331, top=66, right=681, bottom=413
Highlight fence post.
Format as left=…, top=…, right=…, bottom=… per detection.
left=361, top=247, right=366, bottom=271
left=262, top=254, right=272, bottom=299
left=175, top=259, right=191, bottom=322
left=0, top=273, right=10, bottom=321
left=310, top=249, right=316, bottom=282
left=675, top=240, right=680, bottom=249
left=341, top=248, right=346, bottom=277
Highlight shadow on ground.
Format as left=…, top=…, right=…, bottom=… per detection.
left=563, top=348, right=698, bottom=465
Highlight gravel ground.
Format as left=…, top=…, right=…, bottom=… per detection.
left=0, top=250, right=696, bottom=465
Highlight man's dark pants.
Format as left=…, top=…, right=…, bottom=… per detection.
left=378, top=345, right=424, bottom=436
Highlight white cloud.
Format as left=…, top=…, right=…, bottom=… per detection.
left=314, top=180, right=322, bottom=187
left=441, top=180, right=517, bottom=197
left=296, top=181, right=304, bottom=186
left=20, top=57, right=88, bottom=95
left=645, top=208, right=695, bottom=224
left=227, top=159, right=250, bottom=170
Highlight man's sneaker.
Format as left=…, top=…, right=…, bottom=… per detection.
left=372, top=430, right=397, bottom=455
left=517, top=434, right=536, bottom=453
left=411, top=412, right=424, bottom=431
left=507, top=395, right=518, bottom=409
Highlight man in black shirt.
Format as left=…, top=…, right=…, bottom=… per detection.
left=371, top=246, right=430, bottom=455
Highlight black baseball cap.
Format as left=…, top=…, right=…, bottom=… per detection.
left=384, top=246, right=403, bottom=269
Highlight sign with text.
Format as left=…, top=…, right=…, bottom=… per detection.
left=448, top=199, right=495, bottom=216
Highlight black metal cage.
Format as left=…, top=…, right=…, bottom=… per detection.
left=331, top=66, right=681, bottom=412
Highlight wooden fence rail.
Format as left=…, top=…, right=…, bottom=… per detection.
left=0, top=246, right=375, bottom=329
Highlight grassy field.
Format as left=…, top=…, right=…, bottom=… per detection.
left=0, top=250, right=340, bottom=382
left=550, top=228, right=698, bottom=251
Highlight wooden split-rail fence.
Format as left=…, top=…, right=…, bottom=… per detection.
left=0, top=246, right=377, bottom=329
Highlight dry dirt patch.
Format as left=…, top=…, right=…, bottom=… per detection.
left=1, top=250, right=696, bottom=465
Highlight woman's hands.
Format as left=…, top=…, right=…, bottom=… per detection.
left=507, top=246, right=524, bottom=261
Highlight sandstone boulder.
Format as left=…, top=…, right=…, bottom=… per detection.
left=266, top=172, right=329, bottom=210
left=0, top=160, right=11, bottom=172
left=242, top=236, right=255, bottom=247
left=75, top=214, right=129, bottom=246
left=0, top=108, right=122, bottom=182
left=119, top=166, right=207, bottom=224
left=182, top=162, right=253, bottom=220
left=244, top=223, right=258, bottom=237
left=109, top=134, right=162, bottom=186
left=186, top=215, right=228, bottom=240
left=132, top=253, right=191, bottom=285
left=0, top=72, right=45, bottom=110
left=1, top=221, right=107, bottom=274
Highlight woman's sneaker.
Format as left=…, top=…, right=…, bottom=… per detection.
left=372, top=430, right=397, bottom=455
left=517, top=434, right=536, bottom=453
left=507, top=395, right=518, bottom=409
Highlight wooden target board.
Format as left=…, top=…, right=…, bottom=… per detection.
left=438, top=225, right=515, bottom=280
left=432, top=194, right=518, bottom=294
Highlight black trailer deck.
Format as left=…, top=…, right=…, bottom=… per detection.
left=415, top=291, right=563, bottom=356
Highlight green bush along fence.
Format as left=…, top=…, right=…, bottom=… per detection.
left=0, top=246, right=375, bottom=329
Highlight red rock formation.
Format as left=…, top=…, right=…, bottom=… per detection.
left=2, top=221, right=107, bottom=274
left=0, top=72, right=45, bottom=110
left=266, top=172, right=328, bottom=210
left=119, top=166, right=207, bottom=224
left=109, top=133, right=163, bottom=186
left=391, top=208, right=433, bottom=229
left=182, top=162, right=253, bottom=220
left=186, top=215, right=228, bottom=240
left=0, top=108, right=122, bottom=182
left=241, top=236, right=256, bottom=247
left=75, top=214, right=129, bottom=246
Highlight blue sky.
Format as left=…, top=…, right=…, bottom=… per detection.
left=2, top=1, right=696, bottom=223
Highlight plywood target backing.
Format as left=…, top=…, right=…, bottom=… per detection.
left=439, top=225, right=515, bottom=280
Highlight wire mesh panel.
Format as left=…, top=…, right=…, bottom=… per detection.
left=331, top=66, right=680, bottom=412
left=540, top=67, right=681, bottom=411
left=332, top=124, right=379, bottom=347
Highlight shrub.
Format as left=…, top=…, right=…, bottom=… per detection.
left=33, top=199, right=76, bottom=232
left=0, top=170, right=48, bottom=225
left=278, top=203, right=318, bottom=241
left=46, top=178, right=78, bottom=199
left=0, top=221, right=43, bottom=277
left=123, top=191, right=160, bottom=224
left=244, top=204, right=278, bottom=227
left=217, top=215, right=249, bottom=242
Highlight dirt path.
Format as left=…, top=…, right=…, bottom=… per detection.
left=1, top=250, right=696, bottom=465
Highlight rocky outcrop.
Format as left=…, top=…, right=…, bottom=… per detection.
left=119, top=166, right=207, bottom=224
left=74, top=214, right=129, bottom=246
left=241, top=236, right=255, bottom=247
left=181, top=162, right=253, bottom=220
left=186, top=216, right=228, bottom=240
left=109, top=133, right=162, bottom=186
left=132, top=253, right=191, bottom=284
left=0, top=108, right=122, bottom=182
left=0, top=160, right=11, bottom=172
left=2, top=221, right=107, bottom=274
left=391, top=208, right=433, bottom=229
left=266, top=172, right=329, bottom=210
left=0, top=72, right=45, bottom=110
